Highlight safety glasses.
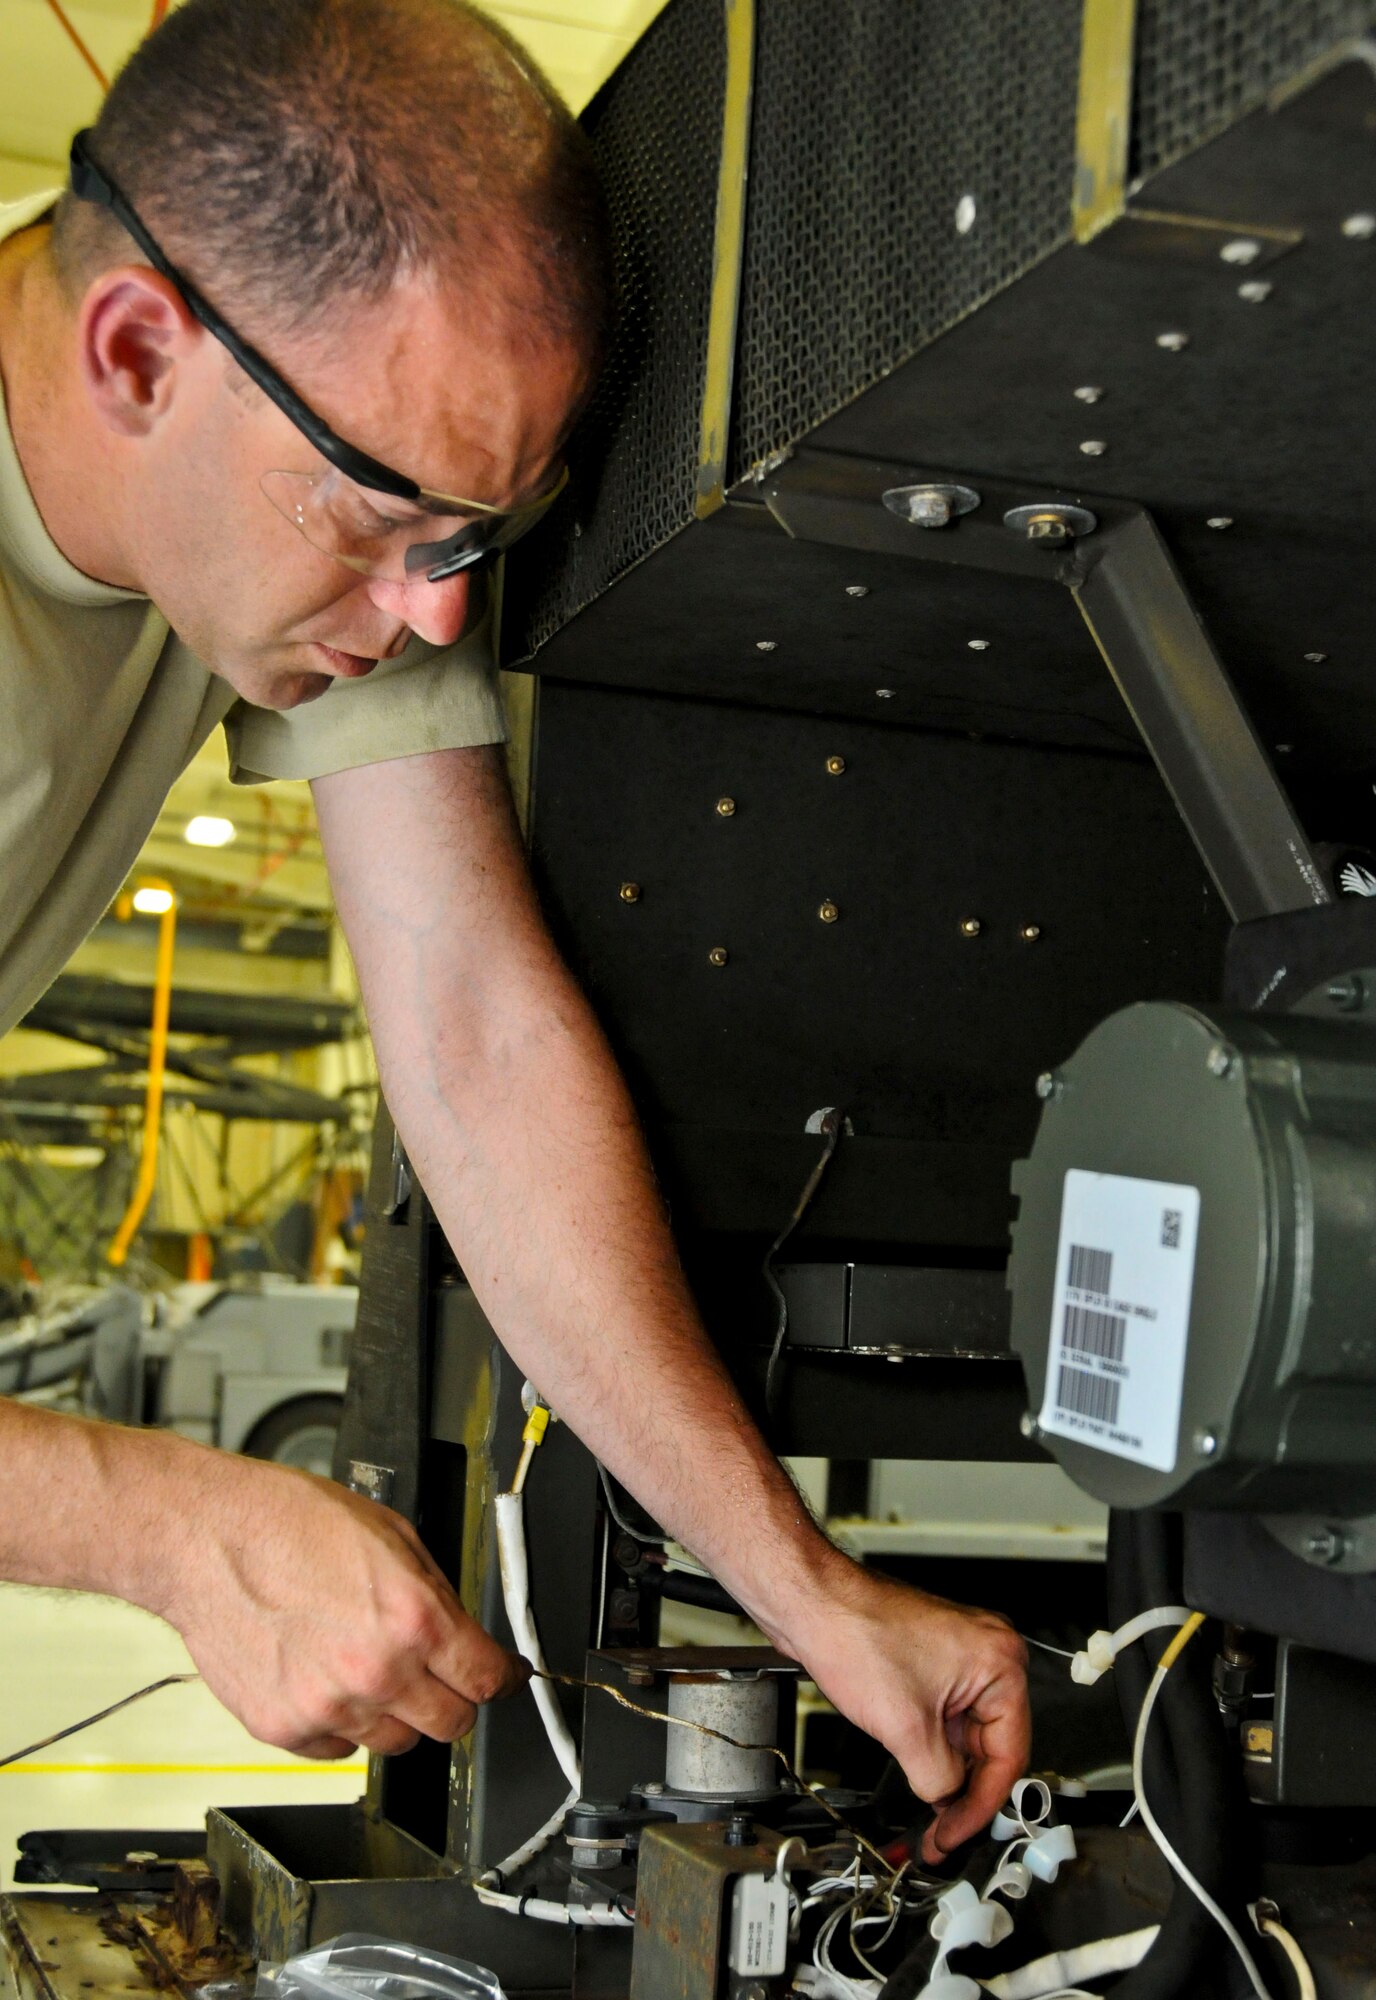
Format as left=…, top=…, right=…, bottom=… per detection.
left=69, top=130, right=568, bottom=581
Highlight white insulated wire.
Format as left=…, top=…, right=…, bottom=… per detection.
left=982, top=1925, right=1159, bottom=1998
left=1255, top=1911, right=1317, bottom=2000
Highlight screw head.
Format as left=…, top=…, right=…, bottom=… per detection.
left=1156, top=330, right=1190, bottom=351
left=1206, top=516, right=1234, bottom=530
left=716, top=796, right=736, bottom=817
left=1238, top=279, right=1273, bottom=303
left=755, top=639, right=778, bottom=653
left=1020, top=923, right=1043, bottom=943
left=619, top=882, right=641, bottom=904
left=1304, top=651, right=1328, bottom=664
left=1073, top=385, right=1103, bottom=404
left=954, top=193, right=977, bottom=235
left=826, top=755, right=846, bottom=774
left=708, top=946, right=729, bottom=967
left=1027, top=513, right=1070, bottom=544
left=1327, top=975, right=1365, bottom=1012
left=1194, top=1427, right=1221, bottom=1458
left=876, top=688, right=896, bottom=700
left=1019, top=1411, right=1039, bottom=1439
left=959, top=916, right=983, bottom=938
left=1079, top=439, right=1107, bottom=456
left=844, top=583, right=869, bottom=598
left=818, top=900, right=840, bottom=924
left=1221, top=237, right=1262, bottom=265
left=1035, top=1071, right=1062, bottom=1101
left=967, top=638, right=991, bottom=651
left=1305, top=1525, right=1350, bottom=1566
left=641, top=1781, right=665, bottom=1796
left=1206, top=1043, right=1236, bottom=1078
left=1342, top=212, right=1376, bottom=239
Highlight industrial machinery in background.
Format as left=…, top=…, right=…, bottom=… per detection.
left=6, top=2, right=1376, bottom=1998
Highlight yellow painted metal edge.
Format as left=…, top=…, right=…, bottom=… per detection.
left=695, top=0, right=755, bottom=518
left=1073, top=0, right=1138, bottom=243
left=1, top=1762, right=365, bottom=1776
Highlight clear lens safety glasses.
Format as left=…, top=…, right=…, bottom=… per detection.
left=261, top=465, right=568, bottom=582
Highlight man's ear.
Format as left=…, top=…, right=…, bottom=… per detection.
left=76, top=266, right=200, bottom=437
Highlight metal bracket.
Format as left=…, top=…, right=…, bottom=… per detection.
left=695, top=0, right=755, bottom=517
left=759, top=448, right=1328, bottom=925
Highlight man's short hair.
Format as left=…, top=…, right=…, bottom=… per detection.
left=51, top=0, right=611, bottom=362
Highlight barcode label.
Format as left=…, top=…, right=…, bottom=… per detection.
left=1068, top=1243, right=1113, bottom=1295
left=1062, top=1301, right=1127, bottom=1363
left=1056, top=1364, right=1121, bottom=1427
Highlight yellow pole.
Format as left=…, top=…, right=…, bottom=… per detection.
left=108, top=883, right=177, bottom=1268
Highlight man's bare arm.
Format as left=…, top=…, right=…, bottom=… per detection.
left=0, top=1395, right=526, bottom=1757
left=315, top=743, right=1028, bottom=1857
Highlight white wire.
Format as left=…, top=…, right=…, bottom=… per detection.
left=1255, top=1911, right=1317, bottom=2000
left=1133, top=1648, right=1275, bottom=2000
left=473, top=1883, right=631, bottom=1927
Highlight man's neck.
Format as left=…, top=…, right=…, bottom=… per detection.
left=0, top=225, right=140, bottom=591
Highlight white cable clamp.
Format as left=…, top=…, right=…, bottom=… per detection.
left=1071, top=1606, right=1194, bottom=1684
left=929, top=1881, right=1014, bottom=1955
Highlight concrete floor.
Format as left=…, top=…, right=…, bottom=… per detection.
left=0, top=1582, right=365, bottom=1890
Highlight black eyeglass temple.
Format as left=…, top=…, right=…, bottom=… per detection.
left=67, top=130, right=420, bottom=505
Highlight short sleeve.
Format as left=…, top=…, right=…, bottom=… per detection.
left=223, top=592, right=507, bottom=785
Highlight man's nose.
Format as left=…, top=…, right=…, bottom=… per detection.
left=366, top=569, right=472, bottom=647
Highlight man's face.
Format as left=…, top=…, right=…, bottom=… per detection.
left=131, top=271, right=587, bottom=709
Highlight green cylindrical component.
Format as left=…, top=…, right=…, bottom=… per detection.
left=1009, top=1000, right=1376, bottom=1512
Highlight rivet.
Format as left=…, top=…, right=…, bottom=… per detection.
left=1073, top=385, right=1103, bottom=403
left=755, top=639, right=778, bottom=652
left=716, top=797, right=736, bottom=817
left=1079, top=439, right=1107, bottom=456
left=1019, top=1411, right=1040, bottom=1439
left=1020, top=923, right=1042, bottom=943
left=876, top=688, right=896, bottom=700
left=818, top=901, right=840, bottom=923
left=1194, top=1427, right=1221, bottom=1458
left=1156, top=330, right=1190, bottom=351
left=618, top=882, right=641, bottom=904
left=954, top=193, right=977, bottom=235
left=967, top=638, right=991, bottom=652
left=708, top=946, right=729, bottom=967
left=826, top=755, right=846, bottom=775
left=1342, top=213, right=1376, bottom=239
left=1304, top=651, right=1328, bottom=664
left=1206, top=516, right=1234, bottom=530
left=1035, top=1071, right=1062, bottom=1101
left=1275, top=743, right=1293, bottom=754
left=1238, top=279, right=1272, bottom=303
left=1206, top=1043, right=1236, bottom=1078
left=845, top=583, right=869, bottom=598
left=959, top=917, right=983, bottom=938
left=1220, top=238, right=1262, bottom=266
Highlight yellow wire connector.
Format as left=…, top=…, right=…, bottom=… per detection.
left=510, top=1401, right=552, bottom=1495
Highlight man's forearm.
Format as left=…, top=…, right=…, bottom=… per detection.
left=379, top=976, right=850, bottom=1651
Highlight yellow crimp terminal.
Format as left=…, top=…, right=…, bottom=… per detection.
left=522, top=1405, right=551, bottom=1449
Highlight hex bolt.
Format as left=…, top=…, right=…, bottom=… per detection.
left=1206, top=516, right=1234, bottom=530
left=1079, top=439, right=1108, bottom=456
left=908, top=490, right=953, bottom=526
left=609, top=1588, right=640, bottom=1623
left=1194, top=1427, right=1221, bottom=1458
left=625, top=1667, right=656, bottom=1689
left=755, top=639, right=778, bottom=652
left=959, top=916, right=983, bottom=938
left=967, top=638, right=991, bottom=651
left=1220, top=238, right=1262, bottom=265
left=1027, top=514, right=1071, bottom=544
left=716, top=797, right=737, bottom=817
left=708, top=946, right=729, bottom=967
left=125, top=1851, right=160, bottom=1868
left=1342, top=213, right=1376, bottom=239
left=1073, top=385, right=1104, bottom=404
left=1206, top=1043, right=1236, bottom=1078
left=619, top=882, right=641, bottom=904
left=642, top=1781, right=665, bottom=1796
left=1238, top=279, right=1273, bottom=303
left=1305, top=1525, right=1350, bottom=1566
left=725, top=1813, right=757, bottom=1848
left=1327, top=975, right=1365, bottom=1012
left=1020, top=923, right=1043, bottom=942
left=826, top=755, right=847, bottom=774
left=845, top=583, right=869, bottom=598
left=1035, top=1072, right=1062, bottom=1101
left=818, top=901, right=840, bottom=924
left=1156, top=330, right=1190, bottom=351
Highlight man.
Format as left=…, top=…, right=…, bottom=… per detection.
left=0, top=0, right=1028, bottom=1861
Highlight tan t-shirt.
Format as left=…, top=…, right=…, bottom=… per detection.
left=0, top=192, right=507, bottom=1038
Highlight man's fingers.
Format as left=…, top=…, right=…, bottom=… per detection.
left=384, top=1671, right=479, bottom=1746
left=348, top=1714, right=423, bottom=1757
left=428, top=1614, right=532, bottom=1706
left=291, top=1733, right=359, bottom=1761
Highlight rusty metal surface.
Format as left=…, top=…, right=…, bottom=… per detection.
left=595, top=1647, right=798, bottom=1684
left=630, top=1821, right=783, bottom=2000
left=2, top=1896, right=171, bottom=2000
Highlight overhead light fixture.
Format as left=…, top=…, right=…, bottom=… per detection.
left=185, top=814, right=236, bottom=848
left=132, top=886, right=175, bottom=916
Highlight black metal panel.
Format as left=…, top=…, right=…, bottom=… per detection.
left=530, top=680, right=1225, bottom=1254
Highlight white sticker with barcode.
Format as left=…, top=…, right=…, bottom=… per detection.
left=1038, top=1168, right=1201, bottom=1472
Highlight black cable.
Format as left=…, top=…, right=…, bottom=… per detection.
left=764, top=1108, right=847, bottom=1417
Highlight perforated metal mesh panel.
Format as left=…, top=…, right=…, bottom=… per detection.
left=1132, top=0, right=1376, bottom=180
left=505, top=0, right=724, bottom=659
left=727, top=0, right=1080, bottom=485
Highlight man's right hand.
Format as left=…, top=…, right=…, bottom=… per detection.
left=156, top=1443, right=528, bottom=1757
